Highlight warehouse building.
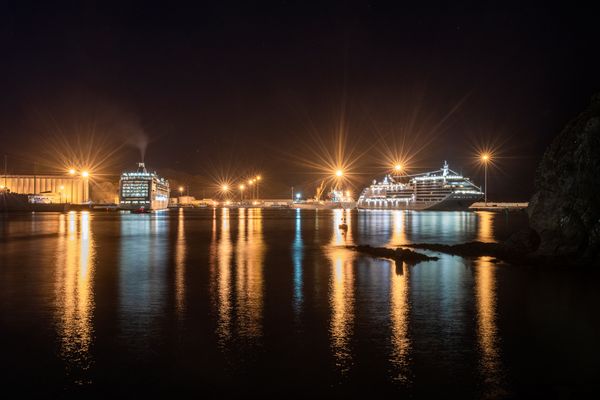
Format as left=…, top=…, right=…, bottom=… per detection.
left=0, top=174, right=89, bottom=203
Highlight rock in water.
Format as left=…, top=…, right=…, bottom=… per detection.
left=527, top=94, right=600, bottom=263
left=346, top=245, right=439, bottom=265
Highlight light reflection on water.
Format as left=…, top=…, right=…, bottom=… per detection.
left=175, top=208, right=186, bottom=316
left=118, top=214, right=169, bottom=349
left=292, top=208, right=303, bottom=316
left=54, top=211, right=95, bottom=386
left=211, top=208, right=233, bottom=347
left=389, top=261, right=411, bottom=384
left=327, top=209, right=355, bottom=376
left=1, top=208, right=557, bottom=396
left=235, top=208, right=265, bottom=340
left=474, top=256, right=506, bottom=398
left=357, top=210, right=482, bottom=245
left=476, top=211, right=495, bottom=242
left=387, top=210, right=407, bottom=247
left=210, top=208, right=266, bottom=346
left=473, top=209, right=504, bottom=397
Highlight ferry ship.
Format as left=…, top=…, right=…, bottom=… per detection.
left=357, top=161, right=483, bottom=211
left=119, top=163, right=169, bottom=212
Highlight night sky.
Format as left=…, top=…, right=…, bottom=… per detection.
left=1, top=1, right=599, bottom=200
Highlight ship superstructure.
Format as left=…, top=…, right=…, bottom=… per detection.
left=357, top=161, right=483, bottom=211
left=119, top=163, right=169, bottom=211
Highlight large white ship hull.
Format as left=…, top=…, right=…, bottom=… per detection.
left=357, top=192, right=481, bottom=211
left=119, top=199, right=169, bottom=211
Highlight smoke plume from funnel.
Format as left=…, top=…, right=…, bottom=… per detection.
left=130, top=131, right=149, bottom=162
left=121, top=117, right=150, bottom=162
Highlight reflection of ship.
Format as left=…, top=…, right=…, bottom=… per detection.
left=292, top=180, right=356, bottom=209
left=118, top=163, right=169, bottom=212
left=1, top=189, right=68, bottom=212
left=358, top=161, right=483, bottom=211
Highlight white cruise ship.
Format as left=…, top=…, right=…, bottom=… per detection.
left=357, top=161, right=483, bottom=211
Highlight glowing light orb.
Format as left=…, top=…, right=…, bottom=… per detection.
left=394, top=164, right=402, bottom=171
left=81, top=171, right=89, bottom=178
left=335, top=169, right=343, bottom=177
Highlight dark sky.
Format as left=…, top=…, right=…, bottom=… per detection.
left=1, top=1, right=599, bottom=200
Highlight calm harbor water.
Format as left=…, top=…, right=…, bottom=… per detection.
left=1, top=209, right=598, bottom=398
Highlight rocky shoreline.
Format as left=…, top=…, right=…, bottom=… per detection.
left=516, top=94, right=600, bottom=265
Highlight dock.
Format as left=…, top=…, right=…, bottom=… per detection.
left=469, top=202, right=528, bottom=211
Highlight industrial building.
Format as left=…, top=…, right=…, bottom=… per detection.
left=0, top=174, right=89, bottom=203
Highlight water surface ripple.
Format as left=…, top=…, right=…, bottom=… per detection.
left=0, top=209, right=598, bottom=397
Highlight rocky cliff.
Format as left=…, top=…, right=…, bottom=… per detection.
left=527, top=94, right=600, bottom=264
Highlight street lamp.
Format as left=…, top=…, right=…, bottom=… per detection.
left=221, top=183, right=231, bottom=200
left=248, top=179, right=255, bottom=199
left=480, top=153, right=490, bottom=205
left=334, top=169, right=344, bottom=190
left=81, top=171, right=90, bottom=203
left=68, top=168, right=76, bottom=203
left=394, top=164, right=402, bottom=173
left=239, top=184, right=245, bottom=201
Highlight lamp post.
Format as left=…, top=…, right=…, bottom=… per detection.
left=81, top=171, right=89, bottom=203
left=239, top=184, right=245, bottom=202
left=256, top=175, right=261, bottom=200
left=248, top=179, right=254, bottom=200
left=481, top=154, right=490, bottom=205
left=68, top=168, right=76, bottom=203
